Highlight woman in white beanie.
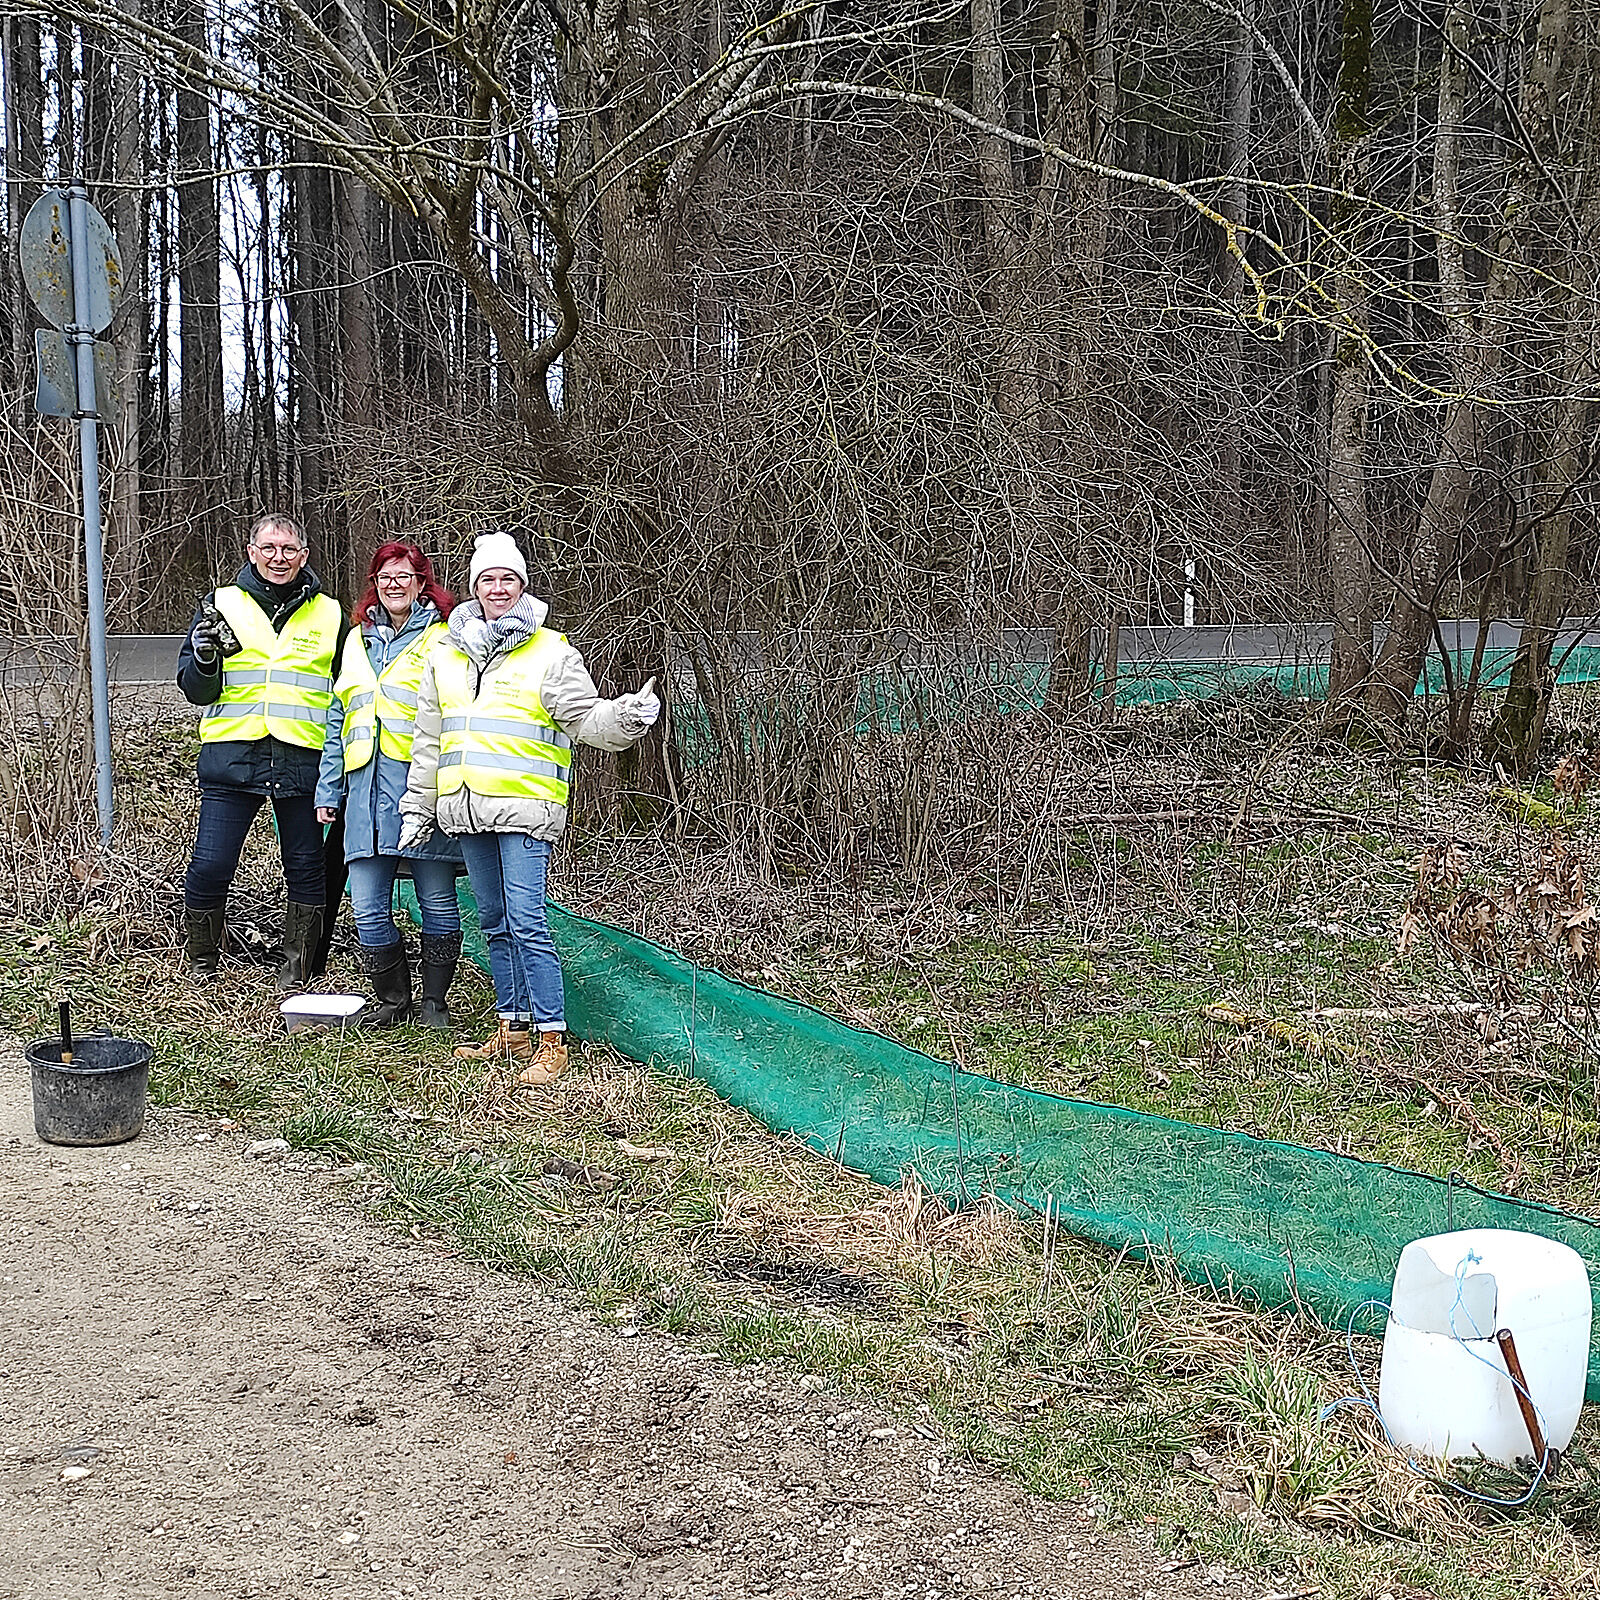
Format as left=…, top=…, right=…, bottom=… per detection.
left=399, top=532, right=660, bottom=1084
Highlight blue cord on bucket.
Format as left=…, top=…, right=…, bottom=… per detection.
left=1319, top=1251, right=1556, bottom=1509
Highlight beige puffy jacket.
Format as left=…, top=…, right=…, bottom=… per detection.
left=400, top=596, right=648, bottom=841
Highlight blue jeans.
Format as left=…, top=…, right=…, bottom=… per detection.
left=458, top=833, right=565, bottom=1029
left=345, top=855, right=462, bottom=947
left=185, top=785, right=325, bottom=910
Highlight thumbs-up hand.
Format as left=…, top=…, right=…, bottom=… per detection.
left=618, top=675, right=661, bottom=737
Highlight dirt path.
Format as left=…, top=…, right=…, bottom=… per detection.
left=0, top=1050, right=1258, bottom=1600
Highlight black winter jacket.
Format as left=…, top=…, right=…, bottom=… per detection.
left=177, top=563, right=352, bottom=797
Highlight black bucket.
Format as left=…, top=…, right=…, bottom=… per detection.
left=26, top=1035, right=152, bottom=1146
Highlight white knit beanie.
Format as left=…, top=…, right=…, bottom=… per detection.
left=468, top=531, right=529, bottom=590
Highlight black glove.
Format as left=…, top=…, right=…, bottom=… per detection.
left=189, top=616, right=224, bottom=666
left=198, top=597, right=242, bottom=659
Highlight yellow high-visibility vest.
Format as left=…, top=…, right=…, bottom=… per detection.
left=332, top=622, right=446, bottom=771
left=199, top=588, right=342, bottom=750
left=433, top=629, right=573, bottom=805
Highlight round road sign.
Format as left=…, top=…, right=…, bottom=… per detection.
left=19, top=189, right=122, bottom=333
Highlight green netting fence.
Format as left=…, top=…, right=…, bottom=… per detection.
left=855, top=646, right=1600, bottom=719
left=664, top=648, right=1600, bottom=751
left=418, top=883, right=1600, bottom=1399
left=1110, top=646, right=1600, bottom=708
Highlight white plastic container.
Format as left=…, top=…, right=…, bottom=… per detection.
left=1377, top=1229, right=1592, bottom=1464
left=280, top=994, right=366, bottom=1032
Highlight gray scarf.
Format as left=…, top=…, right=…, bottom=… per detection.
left=447, top=593, right=543, bottom=670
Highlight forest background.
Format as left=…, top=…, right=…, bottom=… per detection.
left=9, top=10, right=1600, bottom=1591
left=2, top=0, right=1600, bottom=862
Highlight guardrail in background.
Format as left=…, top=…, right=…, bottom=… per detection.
left=3, top=622, right=1600, bottom=690
left=1, top=635, right=187, bottom=685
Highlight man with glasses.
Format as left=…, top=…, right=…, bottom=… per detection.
left=177, top=512, right=350, bottom=988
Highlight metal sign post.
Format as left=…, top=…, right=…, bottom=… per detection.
left=20, top=185, right=121, bottom=850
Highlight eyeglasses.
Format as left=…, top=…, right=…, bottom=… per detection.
left=376, top=572, right=419, bottom=586
left=253, top=543, right=304, bottom=560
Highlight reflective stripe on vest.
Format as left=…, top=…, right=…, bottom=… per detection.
left=199, top=588, right=342, bottom=751
left=432, top=629, right=572, bottom=804
left=332, top=622, right=446, bottom=771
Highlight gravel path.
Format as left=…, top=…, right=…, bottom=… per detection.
left=0, top=1049, right=1260, bottom=1600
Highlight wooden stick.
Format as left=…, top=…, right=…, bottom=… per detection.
left=1496, top=1327, right=1549, bottom=1467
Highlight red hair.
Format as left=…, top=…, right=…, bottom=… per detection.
left=353, top=540, right=456, bottom=625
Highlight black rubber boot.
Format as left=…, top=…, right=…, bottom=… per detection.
left=279, top=901, right=326, bottom=993
left=360, top=940, right=413, bottom=1028
left=417, top=933, right=461, bottom=1030
left=183, top=906, right=225, bottom=980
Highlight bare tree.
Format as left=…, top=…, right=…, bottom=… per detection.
left=1323, top=0, right=1375, bottom=709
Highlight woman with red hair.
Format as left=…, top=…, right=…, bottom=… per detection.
left=315, top=540, right=463, bottom=1026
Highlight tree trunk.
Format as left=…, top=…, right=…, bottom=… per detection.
left=1488, top=329, right=1591, bottom=770
left=1484, top=1, right=1594, bottom=770
left=336, top=167, right=378, bottom=557
left=1366, top=0, right=1478, bottom=726
left=1324, top=330, right=1371, bottom=703
left=575, top=0, right=694, bottom=815
left=1039, top=0, right=1104, bottom=713
left=3, top=13, right=45, bottom=390
left=970, top=0, right=1013, bottom=243
left=1218, top=0, right=1254, bottom=544
left=1323, top=0, right=1375, bottom=710
left=292, top=138, right=334, bottom=541
left=173, top=0, right=225, bottom=575
left=54, top=17, right=78, bottom=177
left=254, top=142, right=280, bottom=505
left=1224, top=2, right=1253, bottom=230
left=108, top=5, right=145, bottom=624
left=588, top=1, right=688, bottom=406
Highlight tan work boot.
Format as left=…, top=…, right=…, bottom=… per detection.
left=515, top=1033, right=570, bottom=1088
left=453, top=1021, right=533, bottom=1062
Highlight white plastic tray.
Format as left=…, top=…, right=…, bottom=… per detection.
left=280, top=994, right=366, bottom=1032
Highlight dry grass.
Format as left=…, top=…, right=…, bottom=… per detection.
left=6, top=702, right=1600, bottom=1596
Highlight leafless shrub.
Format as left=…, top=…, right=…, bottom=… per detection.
left=0, top=409, right=99, bottom=874
left=317, top=135, right=1319, bottom=891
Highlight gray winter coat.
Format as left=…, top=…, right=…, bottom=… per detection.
left=400, top=595, right=648, bottom=841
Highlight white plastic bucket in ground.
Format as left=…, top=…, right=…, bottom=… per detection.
left=280, top=994, right=366, bottom=1032
left=1377, top=1229, right=1592, bottom=1464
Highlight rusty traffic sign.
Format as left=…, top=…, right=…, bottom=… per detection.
left=19, top=188, right=122, bottom=333
left=33, top=328, right=118, bottom=418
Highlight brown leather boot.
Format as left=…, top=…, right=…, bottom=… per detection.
left=515, top=1033, right=570, bottom=1088
left=453, top=1021, right=532, bottom=1062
